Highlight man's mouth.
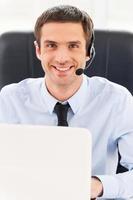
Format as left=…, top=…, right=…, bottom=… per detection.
left=52, top=66, right=73, bottom=72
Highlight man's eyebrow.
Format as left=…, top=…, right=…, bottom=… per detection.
left=43, top=40, right=57, bottom=44
left=43, top=40, right=82, bottom=45
left=68, top=41, right=81, bottom=44
left=44, top=40, right=81, bottom=44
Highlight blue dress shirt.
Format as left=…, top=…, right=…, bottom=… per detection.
left=0, top=75, right=133, bottom=199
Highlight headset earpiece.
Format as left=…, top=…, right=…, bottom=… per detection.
left=85, top=31, right=95, bottom=69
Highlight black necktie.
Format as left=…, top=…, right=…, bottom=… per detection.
left=54, top=102, right=70, bottom=126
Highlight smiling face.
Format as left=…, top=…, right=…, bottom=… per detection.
left=35, top=22, right=89, bottom=92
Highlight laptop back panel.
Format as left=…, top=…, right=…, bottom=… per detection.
left=0, top=124, right=91, bottom=200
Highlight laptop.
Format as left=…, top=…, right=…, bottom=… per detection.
left=0, top=124, right=91, bottom=200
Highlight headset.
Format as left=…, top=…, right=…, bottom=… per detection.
left=75, top=31, right=95, bottom=76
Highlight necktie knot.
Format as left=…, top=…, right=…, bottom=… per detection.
left=54, top=102, right=70, bottom=126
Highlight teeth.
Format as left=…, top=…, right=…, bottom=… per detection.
left=55, top=67, right=70, bottom=71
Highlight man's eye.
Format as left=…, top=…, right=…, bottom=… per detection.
left=69, top=44, right=79, bottom=48
left=46, top=43, right=57, bottom=48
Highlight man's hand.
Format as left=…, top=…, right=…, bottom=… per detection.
left=91, top=176, right=103, bottom=199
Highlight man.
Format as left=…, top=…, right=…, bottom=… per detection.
left=0, top=5, right=133, bottom=199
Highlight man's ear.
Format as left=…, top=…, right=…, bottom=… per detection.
left=86, top=56, right=90, bottom=62
left=34, top=41, right=41, bottom=60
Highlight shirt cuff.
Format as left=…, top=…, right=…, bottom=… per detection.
left=95, top=175, right=120, bottom=199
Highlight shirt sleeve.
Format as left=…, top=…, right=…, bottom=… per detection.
left=0, top=86, right=16, bottom=123
left=97, top=172, right=133, bottom=199
left=96, top=89, right=133, bottom=199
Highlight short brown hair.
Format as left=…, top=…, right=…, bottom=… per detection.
left=34, top=5, right=94, bottom=51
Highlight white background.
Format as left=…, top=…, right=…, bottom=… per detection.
left=0, top=0, right=133, bottom=33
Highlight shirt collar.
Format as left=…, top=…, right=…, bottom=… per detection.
left=41, top=80, right=57, bottom=114
left=41, top=75, right=88, bottom=114
left=68, top=75, right=88, bottom=114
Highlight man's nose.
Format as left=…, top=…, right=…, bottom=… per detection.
left=54, top=47, right=70, bottom=64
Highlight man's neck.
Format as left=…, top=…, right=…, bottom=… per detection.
left=45, top=78, right=83, bottom=102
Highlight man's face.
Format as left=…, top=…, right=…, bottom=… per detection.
left=35, top=22, right=89, bottom=89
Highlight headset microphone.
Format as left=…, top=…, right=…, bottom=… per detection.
left=75, top=45, right=95, bottom=76
left=75, top=68, right=84, bottom=76
left=75, top=31, right=95, bottom=76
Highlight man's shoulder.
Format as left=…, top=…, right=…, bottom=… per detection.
left=0, top=78, right=43, bottom=97
left=86, top=76, right=132, bottom=100
left=89, top=76, right=130, bottom=93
